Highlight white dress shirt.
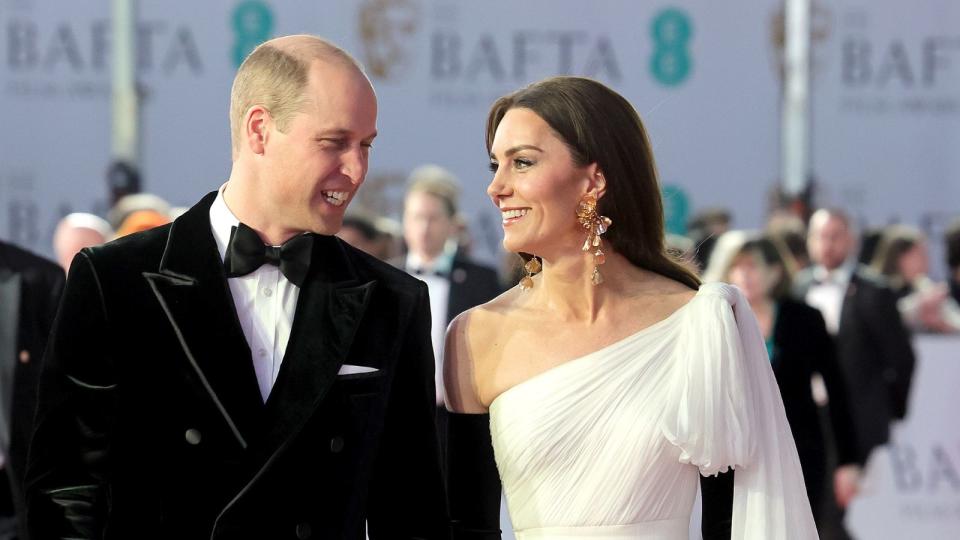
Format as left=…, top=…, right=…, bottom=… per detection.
left=210, top=186, right=300, bottom=402
left=806, top=262, right=854, bottom=335
left=406, top=252, right=453, bottom=405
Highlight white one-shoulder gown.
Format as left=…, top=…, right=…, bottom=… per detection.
left=489, top=283, right=819, bottom=539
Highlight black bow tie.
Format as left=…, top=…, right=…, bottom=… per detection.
left=411, top=267, right=446, bottom=278
left=223, top=223, right=313, bottom=287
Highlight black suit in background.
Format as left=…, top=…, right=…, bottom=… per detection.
left=0, top=241, right=65, bottom=539
left=770, top=299, right=858, bottom=519
left=444, top=257, right=502, bottom=326
left=793, top=266, right=916, bottom=465
left=394, top=254, right=501, bottom=477
left=25, top=192, right=448, bottom=539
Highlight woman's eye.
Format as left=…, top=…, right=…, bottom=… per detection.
left=514, top=158, right=533, bottom=169
left=488, top=161, right=499, bottom=173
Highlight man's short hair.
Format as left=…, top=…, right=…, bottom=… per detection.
left=946, top=218, right=960, bottom=271
left=405, top=164, right=460, bottom=218
left=229, top=36, right=363, bottom=156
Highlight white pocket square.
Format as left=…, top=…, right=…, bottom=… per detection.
left=338, top=364, right=379, bottom=375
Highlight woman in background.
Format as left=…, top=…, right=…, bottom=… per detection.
left=872, top=225, right=960, bottom=333
left=705, top=231, right=861, bottom=526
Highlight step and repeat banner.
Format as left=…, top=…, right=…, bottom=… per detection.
left=1, top=3, right=958, bottom=537
left=810, top=0, right=960, bottom=276
left=1, top=0, right=786, bottom=263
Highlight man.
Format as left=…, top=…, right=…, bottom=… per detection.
left=0, top=241, right=64, bottom=539
left=52, top=213, right=112, bottom=271
left=794, top=209, right=916, bottom=465
left=26, top=36, right=446, bottom=539
left=398, top=165, right=501, bottom=407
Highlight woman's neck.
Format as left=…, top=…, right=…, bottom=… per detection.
left=529, top=248, right=644, bottom=324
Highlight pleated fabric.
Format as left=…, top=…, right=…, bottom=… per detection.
left=489, top=283, right=818, bottom=539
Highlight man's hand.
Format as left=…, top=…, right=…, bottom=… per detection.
left=834, top=464, right=862, bottom=508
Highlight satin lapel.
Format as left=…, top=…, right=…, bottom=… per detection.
left=143, top=192, right=263, bottom=449
left=260, top=237, right=375, bottom=453
left=839, top=272, right=859, bottom=335
left=0, top=272, right=21, bottom=449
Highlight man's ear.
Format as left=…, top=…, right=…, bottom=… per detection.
left=244, top=106, right=270, bottom=155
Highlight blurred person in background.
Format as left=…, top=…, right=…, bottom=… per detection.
left=106, top=192, right=171, bottom=231
left=794, top=209, right=915, bottom=467
left=398, top=165, right=501, bottom=459
left=0, top=240, right=65, bottom=539
left=766, top=210, right=810, bottom=273
left=113, top=209, right=172, bottom=238
left=52, top=213, right=112, bottom=272
left=337, top=211, right=401, bottom=261
left=705, top=231, right=860, bottom=529
left=947, top=218, right=960, bottom=306
left=687, top=207, right=732, bottom=271
left=337, top=212, right=386, bottom=258
left=871, top=224, right=960, bottom=333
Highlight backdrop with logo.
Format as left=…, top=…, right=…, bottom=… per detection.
left=809, top=0, right=960, bottom=276
left=0, top=0, right=787, bottom=265
left=1, top=2, right=957, bottom=537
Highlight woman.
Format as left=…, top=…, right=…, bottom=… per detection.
left=704, top=231, right=860, bottom=524
left=443, top=76, right=817, bottom=539
left=872, top=224, right=960, bottom=332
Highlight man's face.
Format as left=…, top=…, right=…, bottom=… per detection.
left=403, top=191, right=455, bottom=261
left=261, top=60, right=378, bottom=236
left=809, top=215, right=852, bottom=270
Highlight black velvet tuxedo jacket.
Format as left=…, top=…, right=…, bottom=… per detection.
left=793, top=266, right=916, bottom=464
left=0, top=241, right=65, bottom=536
left=25, top=192, right=448, bottom=539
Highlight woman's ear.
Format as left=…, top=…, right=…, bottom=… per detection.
left=586, top=164, right=607, bottom=199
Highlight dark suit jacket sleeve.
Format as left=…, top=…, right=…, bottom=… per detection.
left=366, top=283, right=449, bottom=539
left=25, top=251, right=117, bottom=539
left=808, top=309, right=859, bottom=466
left=865, top=284, right=916, bottom=420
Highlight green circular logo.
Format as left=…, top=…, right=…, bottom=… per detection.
left=232, top=1, right=274, bottom=68
left=662, top=184, right=690, bottom=235
left=649, top=8, right=693, bottom=87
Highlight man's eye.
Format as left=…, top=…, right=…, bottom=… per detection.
left=320, top=139, right=347, bottom=148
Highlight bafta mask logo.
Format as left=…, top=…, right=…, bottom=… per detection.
left=359, top=0, right=420, bottom=80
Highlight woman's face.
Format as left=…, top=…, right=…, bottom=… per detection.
left=897, top=241, right=929, bottom=283
left=727, top=252, right=778, bottom=304
left=486, top=108, right=595, bottom=257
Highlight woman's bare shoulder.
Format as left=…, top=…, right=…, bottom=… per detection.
left=443, top=287, right=521, bottom=412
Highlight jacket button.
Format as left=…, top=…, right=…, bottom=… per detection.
left=18, top=350, right=30, bottom=364
left=295, top=521, right=312, bottom=539
left=329, top=436, right=345, bottom=453
left=185, top=428, right=202, bottom=445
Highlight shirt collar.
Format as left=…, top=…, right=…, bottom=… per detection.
left=406, top=250, right=455, bottom=276
left=813, top=260, right=855, bottom=287
left=209, top=183, right=240, bottom=263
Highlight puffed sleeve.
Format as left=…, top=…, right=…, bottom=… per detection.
left=661, top=283, right=819, bottom=539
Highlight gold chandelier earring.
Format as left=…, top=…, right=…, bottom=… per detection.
left=518, top=255, right=541, bottom=291
left=576, top=194, right=612, bottom=285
